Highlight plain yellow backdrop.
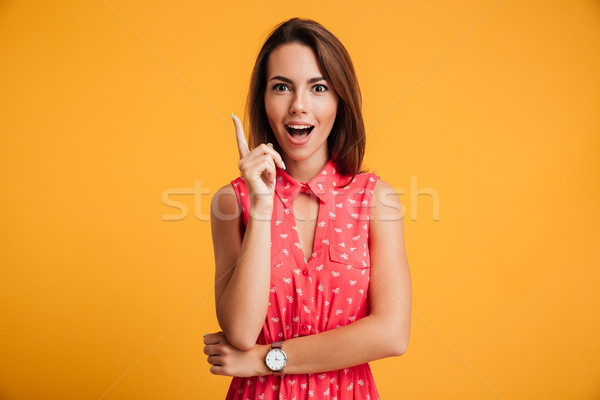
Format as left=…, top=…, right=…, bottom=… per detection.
left=1, top=1, right=599, bottom=399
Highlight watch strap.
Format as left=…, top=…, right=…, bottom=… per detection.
left=271, top=341, right=283, bottom=350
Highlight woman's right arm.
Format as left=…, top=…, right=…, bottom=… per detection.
left=210, top=184, right=273, bottom=351
left=210, top=114, right=285, bottom=351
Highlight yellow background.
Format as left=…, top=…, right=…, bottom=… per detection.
left=1, top=1, right=599, bottom=399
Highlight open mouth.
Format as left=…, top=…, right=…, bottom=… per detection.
left=285, top=124, right=314, bottom=139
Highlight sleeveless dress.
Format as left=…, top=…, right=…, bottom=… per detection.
left=227, top=158, right=381, bottom=400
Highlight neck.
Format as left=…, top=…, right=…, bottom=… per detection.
left=283, top=153, right=329, bottom=183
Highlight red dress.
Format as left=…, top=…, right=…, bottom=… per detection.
left=227, top=158, right=381, bottom=400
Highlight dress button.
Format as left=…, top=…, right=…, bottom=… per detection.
left=302, top=269, right=308, bottom=276
left=301, top=323, right=308, bottom=330
left=303, top=298, right=309, bottom=304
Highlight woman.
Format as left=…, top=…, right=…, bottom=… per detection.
left=204, top=17, right=411, bottom=399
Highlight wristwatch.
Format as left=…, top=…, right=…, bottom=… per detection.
left=265, top=341, right=287, bottom=375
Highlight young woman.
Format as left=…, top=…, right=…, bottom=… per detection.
left=204, top=18, right=411, bottom=399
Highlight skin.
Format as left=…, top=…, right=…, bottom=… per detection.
left=264, top=43, right=338, bottom=183
left=205, top=43, right=412, bottom=377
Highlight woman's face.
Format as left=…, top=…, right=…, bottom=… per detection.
left=264, top=42, right=338, bottom=165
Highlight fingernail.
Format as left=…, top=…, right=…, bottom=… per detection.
left=273, top=177, right=276, bottom=187
left=282, top=160, right=286, bottom=170
left=203, top=333, right=209, bottom=337
left=231, top=113, right=235, bottom=121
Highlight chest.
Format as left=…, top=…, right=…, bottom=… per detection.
left=269, top=193, right=372, bottom=317
left=272, top=190, right=370, bottom=268
left=292, top=193, right=320, bottom=262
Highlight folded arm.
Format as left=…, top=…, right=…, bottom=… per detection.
left=205, top=179, right=412, bottom=376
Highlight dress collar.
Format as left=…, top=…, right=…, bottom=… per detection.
left=275, top=159, right=341, bottom=206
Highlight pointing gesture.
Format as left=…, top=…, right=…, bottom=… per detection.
left=232, top=113, right=250, bottom=159
left=232, top=113, right=286, bottom=215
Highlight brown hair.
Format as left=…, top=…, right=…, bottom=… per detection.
left=245, top=18, right=369, bottom=179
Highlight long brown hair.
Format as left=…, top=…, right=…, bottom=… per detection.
left=245, top=18, right=369, bottom=179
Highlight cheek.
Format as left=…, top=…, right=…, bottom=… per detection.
left=317, top=93, right=337, bottom=113
left=266, top=97, right=287, bottom=121
left=329, top=103, right=338, bottom=122
left=318, top=99, right=338, bottom=125
left=264, top=98, right=277, bottom=122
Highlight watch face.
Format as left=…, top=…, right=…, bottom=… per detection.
left=265, top=348, right=287, bottom=371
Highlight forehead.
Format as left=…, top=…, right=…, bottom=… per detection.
left=266, top=43, right=323, bottom=79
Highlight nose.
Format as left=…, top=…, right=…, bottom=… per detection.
left=289, top=90, right=308, bottom=114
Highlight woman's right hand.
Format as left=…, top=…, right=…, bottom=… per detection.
left=232, top=113, right=285, bottom=216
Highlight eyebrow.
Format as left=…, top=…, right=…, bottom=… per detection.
left=268, top=75, right=326, bottom=84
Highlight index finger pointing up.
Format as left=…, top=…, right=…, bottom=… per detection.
left=232, top=113, right=249, bottom=159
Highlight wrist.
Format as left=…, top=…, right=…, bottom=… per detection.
left=249, top=205, right=273, bottom=221
left=253, top=344, right=271, bottom=376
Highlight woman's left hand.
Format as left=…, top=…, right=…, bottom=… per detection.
left=203, top=331, right=270, bottom=377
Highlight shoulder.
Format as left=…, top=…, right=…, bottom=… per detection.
left=371, top=178, right=403, bottom=221
left=373, top=178, right=396, bottom=197
left=349, top=171, right=380, bottom=192
left=213, top=182, right=237, bottom=203
left=210, top=182, right=241, bottom=221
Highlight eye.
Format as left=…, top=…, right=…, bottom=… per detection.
left=272, top=83, right=290, bottom=92
left=313, top=84, right=328, bottom=93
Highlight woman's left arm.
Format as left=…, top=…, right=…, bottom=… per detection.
left=204, top=179, right=412, bottom=376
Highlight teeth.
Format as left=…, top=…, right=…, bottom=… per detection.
left=287, top=124, right=312, bottom=129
